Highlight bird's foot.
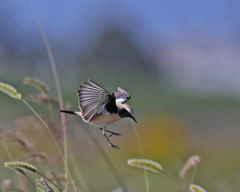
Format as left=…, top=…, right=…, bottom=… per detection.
left=108, top=143, right=120, bottom=149
left=100, top=128, right=122, bottom=137
left=103, top=131, right=120, bottom=149
left=108, top=132, right=122, bottom=138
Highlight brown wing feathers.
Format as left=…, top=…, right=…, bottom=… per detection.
left=77, top=80, right=110, bottom=122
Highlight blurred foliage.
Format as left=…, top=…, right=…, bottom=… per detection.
left=1, top=31, right=240, bottom=191
left=1, top=71, right=240, bottom=191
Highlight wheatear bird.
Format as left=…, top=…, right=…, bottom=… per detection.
left=60, top=79, right=136, bottom=149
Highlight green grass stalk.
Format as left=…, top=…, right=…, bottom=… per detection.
left=131, top=122, right=150, bottom=192
left=70, top=153, right=91, bottom=192
left=21, top=98, right=75, bottom=192
left=131, top=122, right=149, bottom=192
left=191, top=166, right=197, bottom=185
left=24, top=174, right=37, bottom=191
left=1, top=141, right=27, bottom=192
left=83, top=127, right=130, bottom=192
left=26, top=3, right=72, bottom=191
left=36, top=171, right=62, bottom=192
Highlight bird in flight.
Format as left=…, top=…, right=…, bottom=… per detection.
left=60, top=79, right=136, bottom=149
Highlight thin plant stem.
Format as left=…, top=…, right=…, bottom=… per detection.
left=47, top=97, right=55, bottom=121
left=1, top=140, right=13, bottom=160
left=131, top=121, right=149, bottom=192
left=1, top=140, right=27, bottom=192
left=35, top=152, right=62, bottom=188
left=36, top=171, right=62, bottom=192
left=21, top=99, right=48, bottom=128
left=26, top=3, right=67, bottom=132
left=24, top=174, right=37, bottom=190
left=161, top=170, right=187, bottom=190
left=63, top=131, right=68, bottom=191
left=21, top=98, right=76, bottom=192
left=83, top=127, right=130, bottom=192
left=6, top=188, right=23, bottom=192
left=190, top=166, right=197, bottom=185
left=26, top=3, right=69, bottom=191
left=70, top=153, right=91, bottom=192
left=50, top=170, right=62, bottom=190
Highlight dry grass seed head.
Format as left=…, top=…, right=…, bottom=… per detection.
left=0, top=123, right=15, bottom=140
left=13, top=132, right=36, bottom=152
left=24, top=77, right=49, bottom=94
left=112, top=188, right=123, bottom=192
left=17, top=152, right=50, bottom=165
left=9, top=167, right=26, bottom=176
left=2, top=179, right=11, bottom=191
left=127, top=158, right=162, bottom=173
left=37, top=188, right=46, bottom=192
left=189, top=184, right=207, bottom=192
left=29, top=94, right=59, bottom=106
left=0, top=82, right=21, bottom=99
left=36, top=179, right=54, bottom=192
left=180, top=155, right=200, bottom=179
left=16, top=115, right=43, bottom=131
left=41, top=177, right=54, bottom=192
left=36, top=179, right=44, bottom=186
left=4, top=161, right=37, bottom=173
left=48, top=173, right=67, bottom=182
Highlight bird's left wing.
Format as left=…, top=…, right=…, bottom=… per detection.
left=77, top=80, right=117, bottom=122
left=114, top=87, right=131, bottom=103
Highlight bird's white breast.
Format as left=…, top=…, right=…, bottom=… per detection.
left=89, top=113, right=121, bottom=127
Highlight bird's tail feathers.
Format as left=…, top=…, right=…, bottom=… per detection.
left=59, top=110, right=81, bottom=116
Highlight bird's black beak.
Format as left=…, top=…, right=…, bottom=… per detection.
left=131, top=115, right=137, bottom=123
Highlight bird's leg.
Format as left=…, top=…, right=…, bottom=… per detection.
left=99, top=127, right=122, bottom=137
left=101, top=126, right=120, bottom=149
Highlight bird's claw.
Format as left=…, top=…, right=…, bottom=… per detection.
left=108, top=132, right=122, bottom=138
left=108, top=143, right=120, bottom=149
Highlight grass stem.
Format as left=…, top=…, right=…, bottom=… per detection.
left=1, top=140, right=27, bottom=192
left=21, top=98, right=75, bottom=192
left=83, top=127, right=130, bottom=192
left=25, top=174, right=37, bottom=191
left=161, top=170, right=187, bottom=190
left=70, top=153, right=91, bottom=192
left=131, top=122, right=149, bottom=192
left=191, top=166, right=197, bottom=185
left=36, top=171, right=62, bottom=192
left=26, top=3, right=73, bottom=191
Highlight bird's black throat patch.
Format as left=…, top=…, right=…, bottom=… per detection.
left=118, top=108, right=129, bottom=118
left=104, top=94, right=118, bottom=114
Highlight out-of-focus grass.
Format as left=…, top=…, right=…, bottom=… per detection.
left=1, top=67, right=240, bottom=191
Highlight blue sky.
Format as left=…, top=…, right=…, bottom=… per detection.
left=1, top=0, right=240, bottom=54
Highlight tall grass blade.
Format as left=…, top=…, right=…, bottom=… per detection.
left=1, top=140, right=27, bottom=192
left=26, top=3, right=71, bottom=192
left=131, top=122, right=149, bottom=192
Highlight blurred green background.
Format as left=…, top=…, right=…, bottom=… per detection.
left=1, top=1, right=240, bottom=192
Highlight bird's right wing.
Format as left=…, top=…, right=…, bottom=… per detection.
left=77, top=80, right=117, bottom=122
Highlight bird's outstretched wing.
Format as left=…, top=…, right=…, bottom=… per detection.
left=114, top=87, right=131, bottom=103
left=77, top=80, right=117, bottom=122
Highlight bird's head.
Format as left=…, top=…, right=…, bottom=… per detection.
left=118, top=104, right=137, bottom=123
